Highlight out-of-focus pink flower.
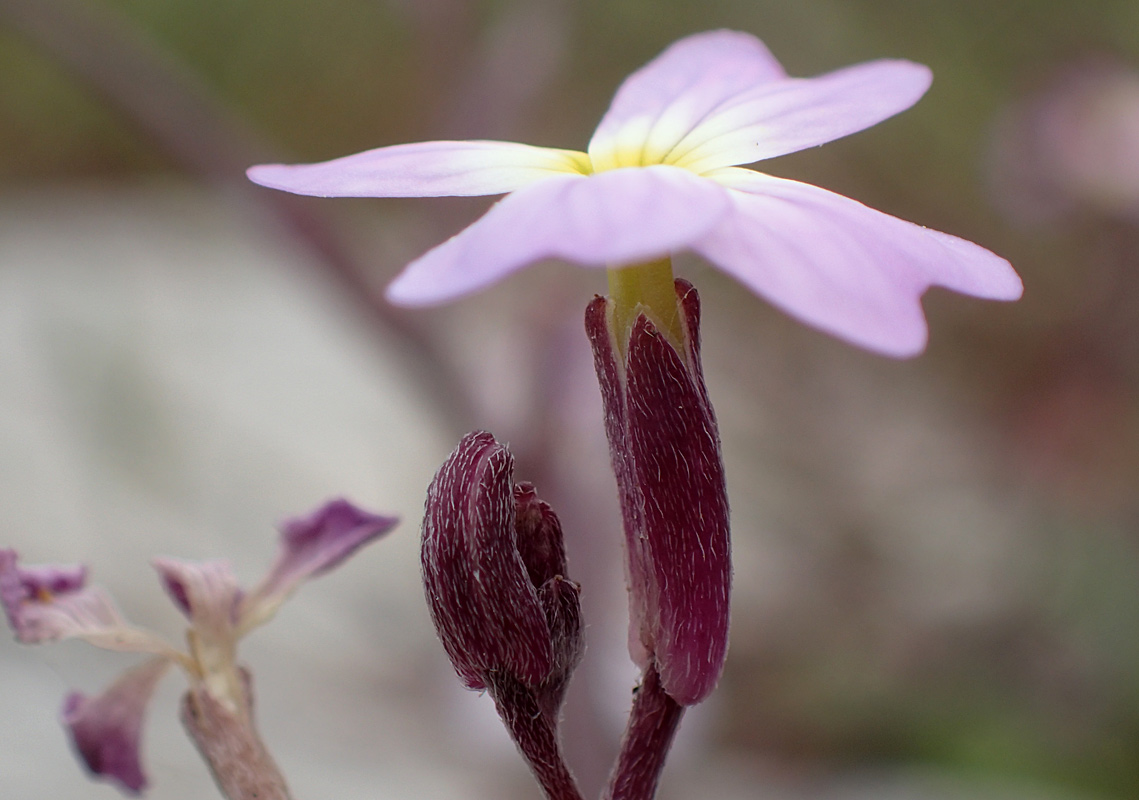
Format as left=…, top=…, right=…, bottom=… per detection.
left=0, top=499, right=397, bottom=796
left=249, top=29, right=1021, bottom=357
left=990, top=59, right=1139, bottom=222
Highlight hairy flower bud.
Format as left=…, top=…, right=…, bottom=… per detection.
left=422, top=433, right=586, bottom=800
left=421, top=432, right=583, bottom=711
left=585, top=279, right=730, bottom=706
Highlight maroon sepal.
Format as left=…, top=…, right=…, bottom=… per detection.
left=585, top=280, right=730, bottom=706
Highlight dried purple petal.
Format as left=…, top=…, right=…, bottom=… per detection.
left=240, top=498, right=398, bottom=631
left=152, top=558, right=242, bottom=634
left=0, top=549, right=144, bottom=649
left=62, top=657, right=171, bottom=796
left=6, top=498, right=397, bottom=798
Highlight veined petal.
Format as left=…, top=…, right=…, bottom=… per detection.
left=385, top=165, right=731, bottom=305
left=247, top=140, right=590, bottom=198
left=152, top=558, right=246, bottom=715
left=588, top=30, right=786, bottom=172
left=62, top=657, right=172, bottom=796
left=238, top=499, right=397, bottom=633
left=668, top=60, right=932, bottom=174
left=0, top=549, right=178, bottom=657
left=153, top=558, right=241, bottom=631
left=694, top=170, right=1022, bottom=357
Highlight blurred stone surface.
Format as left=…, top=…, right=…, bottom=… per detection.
left=0, top=182, right=469, bottom=799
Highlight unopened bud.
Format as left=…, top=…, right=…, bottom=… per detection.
left=421, top=432, right=583, bottom=715
left=585, top=279, right=730, bottom=706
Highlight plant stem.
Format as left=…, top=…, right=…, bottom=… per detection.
left=180, top=681, right=292, bottom=800
left=488, top=673, right=585, bottom=800
left=603, top=664, right=684, bottom=800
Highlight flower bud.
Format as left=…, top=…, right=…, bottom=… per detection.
left=585, top=279, right=730, bottom=706
left=421, top=432, right=583, bottom=713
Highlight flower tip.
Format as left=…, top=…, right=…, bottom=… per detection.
left=245, top=163, right=275, bottom=185
left=246, top=163, right=337, bottom=198
left=899, top=58, right=934, bottom=92
left=280, top=498, right=399, bottom=561
left=1, top=550, right=109, bottom=644
left=871, top=327, right=929, bottom=360
left=275, top=498, right=399, bottom=582
left=848, top=58, right=934, bottom=118
left=150, top=557, right=197, bottom=618
left=381, top=273, right=434, bottom=307
left=236, top=498, right=397, bottom=630
left=989, top=256, right=1025, bottom=301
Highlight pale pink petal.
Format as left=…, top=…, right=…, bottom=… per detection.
left=152, top=558, right=241, bottom=645
left=238, top=499, right=397, bottom=632
left=247, top=140, right=589, bottom=198
left=588, top=30, right=786, bottom=172
left=62, top=657, right=171, bottom=796
left=669, top=60, right=932, bottom=174
left=694, top=169, right=1022, bottom=357
left=385, top=165, right=732, bottom=305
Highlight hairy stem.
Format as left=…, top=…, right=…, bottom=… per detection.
left=488, top=673, right=584, bottom=800
left=604, top=664, right=684, bottom=800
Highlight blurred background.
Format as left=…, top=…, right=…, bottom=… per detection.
left=1, top=0, right=1138, bottom=798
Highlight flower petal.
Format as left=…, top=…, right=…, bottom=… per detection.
left=668, top=60, right=932, bottom=174
left=152, top=558, right=241, bottom=641
left=62, top=657, right=171, bottom=796
left=0, top=549, right=176, bottom=656
left=238, top=499, right=398, bottom=632
left=385, top=165, right=731, bottom=305
left=588, top=30, right=786, bottom=172
left=152, top=558, right=249, bottom=713
left=694, top=170, right=1022, bottom=357
left=247, top=140, right=590, bottom=198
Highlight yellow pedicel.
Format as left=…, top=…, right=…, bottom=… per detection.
left=606, top=257, right=685, bottom=359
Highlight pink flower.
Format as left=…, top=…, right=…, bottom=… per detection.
left=248, top=29, right=1021, bottom=357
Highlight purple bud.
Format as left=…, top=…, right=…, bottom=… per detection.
left=514, top=484, right=584, bottom=716
left=421, top=432, right=583, bottom=706
left=514, top=483, right=569, bottom=589
left=585, top=279, right=731, bottom=706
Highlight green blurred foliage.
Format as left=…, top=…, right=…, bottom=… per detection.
left=3, top=0, right=1138, bottom=178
